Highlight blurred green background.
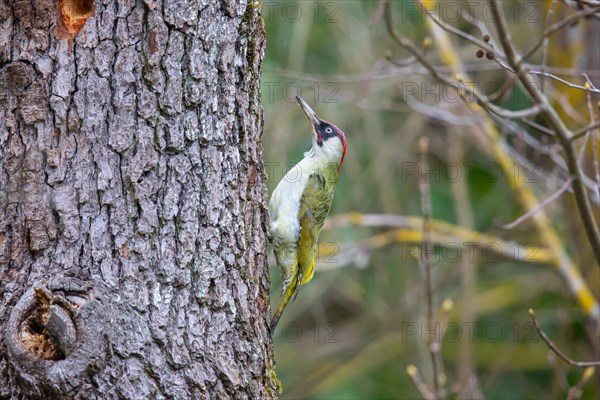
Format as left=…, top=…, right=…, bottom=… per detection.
left=261, top=1, right=600, bottom=399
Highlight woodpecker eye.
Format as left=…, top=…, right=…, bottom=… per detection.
left=320, top=123, right=338, bottom=141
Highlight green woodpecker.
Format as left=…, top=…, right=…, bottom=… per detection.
left=269, top=95, right=347, bottom=334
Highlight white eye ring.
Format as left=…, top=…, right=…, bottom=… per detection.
left=325, top=127, right=333, bottom=133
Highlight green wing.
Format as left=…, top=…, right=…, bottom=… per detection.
left=297, top=173, right=334, bottom=285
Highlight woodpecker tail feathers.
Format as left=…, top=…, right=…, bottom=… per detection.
left=270, top=271, right=300, bottom=336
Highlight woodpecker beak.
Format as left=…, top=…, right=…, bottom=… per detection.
left=296, top=95, right=320, bottom=129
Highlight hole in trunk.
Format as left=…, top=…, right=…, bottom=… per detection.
left=18, top=307, right=65, bottom=361
left=55, top=0, right=95, bottom=38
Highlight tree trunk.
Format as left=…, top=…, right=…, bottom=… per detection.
left=0, top=0, right=278, bottom=398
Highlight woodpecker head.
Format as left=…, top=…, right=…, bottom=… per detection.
left=296, top=95, right=347, bottom=173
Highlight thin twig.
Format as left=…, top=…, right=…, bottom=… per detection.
left=447, top=136, right=484, bottom=399
left=414, top=0, right=505, bottom=61
left=571, top=121, right=600, bottom=141
left=521, top=118, right=556, bottom=136
left=313, top=225, right=554, bottom=271
left=381, top=0, right=600, bottom=326
left=490, top=0, right=600, bottom=266
left=592, top=123, right=600, bottom=207
left=384, top=2, right=541, bottom=122
left=406, top=365, right=437, bottom=400
left=566, top=367, right=597, bottom=400
left=584, top=77, right=600, bottom=202
left=548, top=86, right=590, bottom=125
left=322, top=215, right=554, bottom=263
left=584, top=73, right=599, bottom=90
left=497, top=115, right=600, bottom=204
left=265, top=65, right=600, bottom=85
left=540, top=0, right=558, bottom=92
left=386, top=54, right=419, bottom=67
left=405, top=96, right=479, bottom=126
left=485, top=73, right=518, bottom=102
left=494, top=116, right=600, bottom=207
left=368, top=0, right=386, bottom=25
left=458, top=4, right=493, bottom=39
left=547, top=351, right=570, bottom=394
left=495, top=178, right=574, bottom=230
left=528, top=309, right=600, bottom=367
left=529, top=70, right=600, bottom=93
left=489, top=115, right=600, bottom=207
left=576, top=121, right=592, bottom=165
left=572, top=0, right=600, bottom=7
left=493, top=106, right=543, bottom=119
left=418, top=137, right=444, bottom=399
left=522, top=5, right=600, bottom=60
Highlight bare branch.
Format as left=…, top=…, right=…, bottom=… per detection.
left=522, top=5, right=600, bottom=60
left=528, top=70, right=600, bottom=93
left=383, top=1, right=447, bottom=84
left=584, top=78, right=600, bottom=204
left=494, top=178, right=573, bottom=230
left=571, top=121, right=600, bottom=142
left=528, top=309, right=600, bottom=367
left=488, top=115, right=600, bottom=207
left=584, top=73, right=599, bottom=90
left=368, top=0, right=386, bottom=25
left=497, top=115, right=600, bottom=205
left=414, top=0, right=505, bottom=61
left=485, top=73, right=519, bottom=102
left=572, top=0, right=600, bottom=7
left=418, top=137, right=444, bottom=399
left=490, top=0, right=600, bottom=266
left=384, top=2, right=543, bottom=123
left=405, top=96, right=480, bottom=126
left=494, top=106, right=544, bottom=119
left=540, top=0, right=558, bottom=92
left=567, top=367, right=597, bottom=400
left=406, top=365, right=437, bottom=400
left=265, top=65, right=600, bottom=85
left=521, top=118, right=556, bottom=136
left=318, top=213, right=555, bottom=270
left=386, top=53, right=419, bottom=67
left=548, top=86, right=590, bottom=125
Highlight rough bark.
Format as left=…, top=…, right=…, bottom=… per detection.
left=0, top=0, right=277, bottom=398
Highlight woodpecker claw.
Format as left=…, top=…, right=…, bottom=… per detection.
left=269, top=312, right=282, bottom=337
